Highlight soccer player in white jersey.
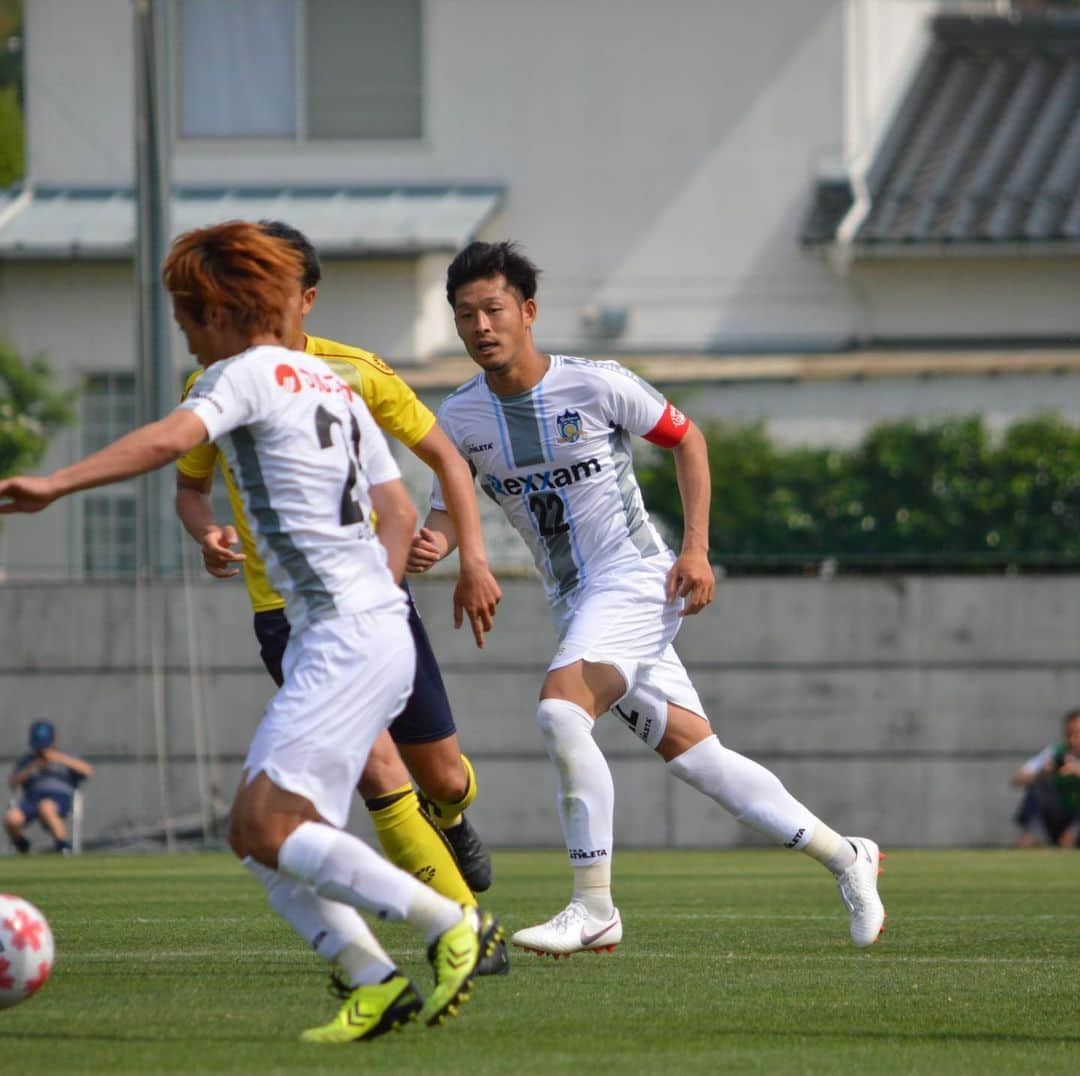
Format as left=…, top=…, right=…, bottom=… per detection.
left=0, top=222, right=502, bottom=1041
left=409, top=240, right=886, bottom=955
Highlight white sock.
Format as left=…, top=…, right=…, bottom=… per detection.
left=536, top=698, right=615, bottom=872
left=666, top=736, right=819, bottom=850
left=277, top=821, right=462, bottom=944
left=804, top=827, right=858, bottom=875
left=243, top=857, right=395, bottom=986
left=572, top=859, right=614, bottom=919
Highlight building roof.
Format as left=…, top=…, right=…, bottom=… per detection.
left=804, top=13, right=1080, bottom=252
left=402, top=347, right=1080, bottom=390
left=0, top=184, right=504, bottom=259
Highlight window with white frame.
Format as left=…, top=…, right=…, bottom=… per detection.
left=80, top=372, right=237, bottom=575
left=81, top=373, right=137, bottom=575
left=177, top=0, right=423, bottom=140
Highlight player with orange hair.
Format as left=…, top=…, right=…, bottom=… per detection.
left=162, top=221, right=304, bottom=337
left=0, top=220, right=502, bottom=1042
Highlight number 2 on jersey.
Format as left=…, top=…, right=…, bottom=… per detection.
left=314, top=404, right=364, bottom=526
left=529, top=492, right=570, bottom=539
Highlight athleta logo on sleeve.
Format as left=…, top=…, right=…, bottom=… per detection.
left=275, top=363, right=354, bottom=400
left=644, top=401, right=690, bottom=448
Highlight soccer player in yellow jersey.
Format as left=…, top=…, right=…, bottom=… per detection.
left=174, top=223, right=504, bottom=967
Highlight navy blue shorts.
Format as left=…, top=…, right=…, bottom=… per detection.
left=253, top=586, right=457, bottom=746
left=18, top=791, right=73, bottom=822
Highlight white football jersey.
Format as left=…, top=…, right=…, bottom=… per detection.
left=433, top=355, right=689, bottom=604
left=179, top=344, right=405, bottom=632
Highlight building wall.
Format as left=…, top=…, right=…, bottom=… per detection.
left=1, top=574, right=1073, bottom=852
left=23, top=0, right=1052, bottom=360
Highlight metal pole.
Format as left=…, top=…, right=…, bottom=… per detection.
left=133, top=0, right=177, bottom=851
left=133, top=0, right=177, bottom=576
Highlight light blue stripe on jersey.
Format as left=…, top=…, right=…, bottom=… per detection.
left=228, top=425, right=338, bottom=624
left=534, top=379, right=557, bottom=461
left=609, top=428, right=661, bottom=558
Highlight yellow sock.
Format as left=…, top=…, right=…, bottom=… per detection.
left=427, top=754, right=478, bottom=831
left=366, top=783, right=476, bottom=907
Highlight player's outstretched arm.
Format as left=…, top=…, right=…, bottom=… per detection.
left=666, top=421, right=715, bottom=617
left=175, top=472, right=246, bottom=579
left=0, top=411, right=209, bottom=514
left=410, top=426, right=501, bottom=647
left=369, top=477, right=419, bottom=584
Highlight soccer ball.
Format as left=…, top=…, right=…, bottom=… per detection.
left=0, top=894, right=54, bottom=1009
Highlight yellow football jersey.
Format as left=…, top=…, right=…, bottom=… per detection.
left=176, top=334, right=436, bottom=612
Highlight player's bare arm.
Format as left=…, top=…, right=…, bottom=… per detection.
left=0, top=411, right=210, bottom=514
left=667, top=420, right=715, bottom=617
left=40, top=748, right=94, bottom=780
left=410, top=426, right=501, bottom=647
left=175, top=471, right=246, bottom=578
left=407, top=508, right=456, bottom=574
left=8, top=759, right=45, bottom=788
left=369, top=477, right=419, bottom=584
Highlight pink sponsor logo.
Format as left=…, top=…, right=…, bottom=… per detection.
left=274, top=364, right=353, bottom=400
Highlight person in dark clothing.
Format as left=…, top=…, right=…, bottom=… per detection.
left=5, top=720, right=93, bottom=854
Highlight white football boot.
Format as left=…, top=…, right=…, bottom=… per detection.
left=511, top=900, right=622, bottom=958
left=836, top=836, right=887, bottom=947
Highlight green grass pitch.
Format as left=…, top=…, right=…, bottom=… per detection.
left=0, top=849, right=1077, bottom=1074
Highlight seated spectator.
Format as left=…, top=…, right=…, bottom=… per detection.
left=4, top=720, right=93, bottom=854
left=1011, top=709, right=1080, bottom=848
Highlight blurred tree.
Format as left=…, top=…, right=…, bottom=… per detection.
left=0, top=0, right=22, bottom=186
left=0, top=338, right=76, bottom=480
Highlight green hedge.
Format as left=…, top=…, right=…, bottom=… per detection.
left=636, top=413, right=1080, bottom=572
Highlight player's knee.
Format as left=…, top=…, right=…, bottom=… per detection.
left=418, top=768, right=468, bottom=805
left=536, top=697, right=593, bottom=740
left=3, top=806, right=24, bottom=829
left=229, top=811, right=268, bottom=863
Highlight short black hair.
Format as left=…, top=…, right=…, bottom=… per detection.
left=258, top=219, right=322, bottom=290
left=445, top=241, right=540, bottom=306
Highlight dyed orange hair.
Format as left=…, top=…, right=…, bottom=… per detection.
left=161, top=220, right=305, bottom=338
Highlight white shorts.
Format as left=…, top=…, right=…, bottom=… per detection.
left=243, top=606, right=415, bottom=829
left=549, top=558, right=707, bottom=750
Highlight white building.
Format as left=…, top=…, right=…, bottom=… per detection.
left=0, top=0, right=1077, bottom=577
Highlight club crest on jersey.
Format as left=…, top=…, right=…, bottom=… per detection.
left=555, top=409, right=583, bottom=444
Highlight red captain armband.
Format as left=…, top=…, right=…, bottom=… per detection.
left=643, top=401, right=690, bottom=448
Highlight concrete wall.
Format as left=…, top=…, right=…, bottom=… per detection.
left=2, top=574, right=1074, bottom=853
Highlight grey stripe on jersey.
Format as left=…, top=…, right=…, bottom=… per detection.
left=227, top=425, right=338, bottom=623
left=179, top=356, right=231, bottom=406
left=566, top=354, right=666, bottom=406
left=497, top=392, right=547, bottom=468
left=539, top=494, right=580, bottom=599
left=495, top=389, right=581, bottom=597
left=609, top=429, right=661, bottom=558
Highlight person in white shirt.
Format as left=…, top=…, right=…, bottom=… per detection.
left=409, top=240, right=886, bottom=956
left=0, top=221, right=501, bottom=1043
